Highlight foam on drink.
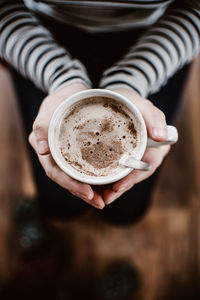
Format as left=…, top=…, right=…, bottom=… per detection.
left=58, top=97, right=142, bottom=177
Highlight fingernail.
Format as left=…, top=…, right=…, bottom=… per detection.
left=152, top=128, right=166, bottom=139
left=82, top=193, right=93, bottom=201
left=38, top=140, right=49, bottom=154
left=99, top=203, right=105, bottom=209
left=106, top=193, right=119, bottom=205
left=117, top=187, right=125, bottom=194
left=88, top=192, right=94, bottom=201
left=106, top=198, right=116, bottom=205
left=93, top=203, right=104, bottom=210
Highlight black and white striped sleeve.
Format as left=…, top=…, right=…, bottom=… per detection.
left=0, top=1, right=92, bottom=94
left=99, top=1, right=200, bottom=98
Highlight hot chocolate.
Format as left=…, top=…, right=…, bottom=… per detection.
left=58, top=96, right=141, bottom=177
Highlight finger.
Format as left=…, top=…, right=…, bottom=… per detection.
left=32, top=88, right=80, bottom=156
left=32, top=97, right=59, bottom=156
left=28, top=132, right=35, bottom=150
left=103, top=187, right=124, bottom=205
left=39, top=153, right=94, bottom=202
left=30, top=133, right=95, bottom=203
left=32, top=84, right=87, bottom=156
left=91, top=190, right=105, bottom=210
left=32, top=120, right=50, bottom=155
left=110, top=145, right=170, bottom=196
left=116, top=91, right=168, bottom=142
left=29, top=131, right=49, bottom=157
left=89, top=186, right=106, bottom=209
left=139, top=100, right=168, bottom=142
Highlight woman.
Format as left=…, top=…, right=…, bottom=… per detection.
left=0, top=0, right=199, bottom=222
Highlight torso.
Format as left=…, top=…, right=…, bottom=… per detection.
left=24, top=0, right=174, bottom=32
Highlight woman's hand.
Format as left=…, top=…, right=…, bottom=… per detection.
left=29, top=83, right=105, bottom=209
left=29, top=85, right=170, bottom=209
left=103, top=88, right=171, bottom=205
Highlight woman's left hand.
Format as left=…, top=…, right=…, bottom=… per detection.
left=103, top=88, right=171, bottom=205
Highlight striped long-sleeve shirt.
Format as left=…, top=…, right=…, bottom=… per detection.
left=0, top=0, right=199, bottom=97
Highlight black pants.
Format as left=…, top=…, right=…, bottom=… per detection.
left=11, top=21, right=190, bottom=224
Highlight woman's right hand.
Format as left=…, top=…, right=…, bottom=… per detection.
left=29, top=83, right=105, bottom=210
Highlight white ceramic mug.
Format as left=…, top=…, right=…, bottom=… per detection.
left=48, top=89, right=178, bottom=185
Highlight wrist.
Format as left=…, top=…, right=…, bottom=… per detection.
left=51, top=81, right=88, bottom=94
left=110, top=88, right=142, bottom=102
left=48, top=81, right=88, bottom=103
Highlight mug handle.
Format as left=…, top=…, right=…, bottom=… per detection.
left=147, top=125, right=178, bottom=148
left=119, top=125, right=178, bottom=171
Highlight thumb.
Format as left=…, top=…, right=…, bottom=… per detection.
left=114, top=89, right=168, bottom=142
left=135, top=99, right=168, bottom=142
left=144, top=103, right=168, bottom=142
left=32, top=120, right=50, bottom=155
